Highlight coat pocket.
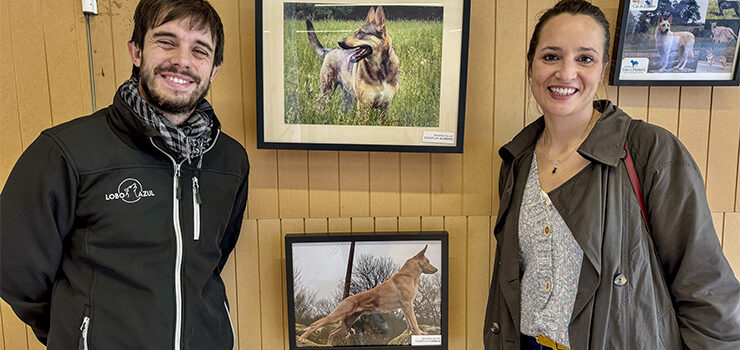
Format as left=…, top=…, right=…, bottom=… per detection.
left=657, top=305, right=682, bottom=349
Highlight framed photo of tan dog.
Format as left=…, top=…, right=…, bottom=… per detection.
left=285, top=232, right=448, bottom=349
left=611, top=0, right=740, bottom=86
left=256, top=1, right=470, bottom=152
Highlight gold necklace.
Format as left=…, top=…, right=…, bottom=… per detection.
left=538, top=111, right=597, bottom=174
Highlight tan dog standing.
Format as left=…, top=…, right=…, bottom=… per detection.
left=655, top=15, right=695, bottom=72
left=306, top=6, right=400, bottom=119
left=298, top=245, right=438, bottom=345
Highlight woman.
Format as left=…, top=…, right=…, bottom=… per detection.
left=483, top=1, right=740, bottom=349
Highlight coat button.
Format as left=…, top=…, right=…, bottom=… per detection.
left=614, top=273, right=628, bottom=286
left=544, top=226, right=551, bottom=236
left=490, top=322, right=500, bottom=334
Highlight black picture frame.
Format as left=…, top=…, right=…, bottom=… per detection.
left=610, top=0, right=740, bottom=86
left=285, top=232, right=449, bottom=349
left=256, top=1, right=470, bottom=152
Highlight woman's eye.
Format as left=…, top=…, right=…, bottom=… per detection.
left=543, top=54, right=558, bottom=61
left=579, top=56, right=595, bottom=63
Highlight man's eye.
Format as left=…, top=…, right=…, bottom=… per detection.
left=158, top=40, right=174, bottom=47
left=194, top=49, right=208, bottom=57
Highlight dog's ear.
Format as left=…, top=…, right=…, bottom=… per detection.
left=375, top=6, right=387, bottom=30
left=658, top=15, right=663, bottom=23
left=667, top=15, right=673, bottom=24
left=366, top=7, right=377, bottom=24
left=416, top=245, right=428, bottom=257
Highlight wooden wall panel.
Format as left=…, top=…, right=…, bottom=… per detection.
left=210, top=0, right=246, bottom=144
left=308, top=151, right=340, bottom=218
left=0, top=0, right=22, bottom=189
left=466, top=216, right=490, bottom=350
left=42, top=0, right=88, bottom=125
left=370, top=152, right=400, bottom=217
left=401, top=153, right=431, bottom=216
left=278, top=151, right=309, bottom=218
left=677, top=87, right=712, bottom=179
left=339, top=152, right=370, bottom=217
left=462, top=0, right=494, bottom=216
left=257, top=219, right=285, bottom=350
left=647, top=87, right=679, bottom=135
left=492, top=0, right=527, bottom=213
left=724, top=213, right=740, bottom=279
left=618, top=86, right=649, bottom=120
left=9, top=0, right=53, bottom=144
left=431, top=154, right=463, bottom=215
left=89, top=0, right=118, bottom=110
left=444, top=217, right=467, bottom=349
left=712, top=213, right=725, bottom=245
left=706, top=87, right=740, bottom=212
left=375, top=217, right=399, bottom=232
left=236, top=220, right=261, bottom=350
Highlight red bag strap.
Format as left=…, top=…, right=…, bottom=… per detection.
left=623, top=142, right=651, bottom=232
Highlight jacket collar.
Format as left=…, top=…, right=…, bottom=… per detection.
left=499, top=100, right=631, bottom=166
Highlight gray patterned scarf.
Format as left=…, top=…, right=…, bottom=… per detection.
left=120, top=77, right=214, bottom=162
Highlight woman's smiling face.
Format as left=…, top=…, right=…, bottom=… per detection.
left=529, top=13, right=606, bottom=119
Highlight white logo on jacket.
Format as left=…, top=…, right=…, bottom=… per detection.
left=105, top=178, right=155, bottom=203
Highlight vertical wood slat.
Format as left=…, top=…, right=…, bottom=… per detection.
left=443, top=217, right=466, bottom=349
left=466, top=216, right=490, bottom=350
left=89, top=0, right=118, bottom=109
left=0, top=301, right=26, bottom=350
left=723, top=213, right=740, bottom=279
left=677, top=87, right=712, bottom=179
left=618, top=86, right=649, bottom=120
left=308, top=151, right=340, bottom=218
left=281, top=219, right=305, bottom=350
left=401, top=154, right=431, bottom=216
left=706, top=87, right=740, bottom=212
left=647, top=87, right=680, bottom=135
left=278, top=150, right=309, bottom=218
left=236, top=220, right=262, bottom=350
left=210, top=0, right=246, bottom=145
left=339, top=152, right=370, bottom=217
left=493, top=0, right=527, bottom=213
left=9, top=0, right=53, bottom=145
left=257, top=219, right=285, bottom=350
left=431, top=154, right=463, bottom=216
left=107, top=0, right=135, bottom=85
left=374, top=217, right=399, bottom=232
left=0, top=0, right=23, bottom=189
left=370, top=152, right=400, bottom=217
left=351, top=217, right=374, bottom=233
left=712, top=213, right=725, bottom=245
left=42, top=0, right=87, bottom=126
left=462, top=0, right=495, bottom=217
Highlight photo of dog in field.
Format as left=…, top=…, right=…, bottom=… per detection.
left=655, top=15, right=697, bottom=71
left=283, top=4, right=443, bottom=127
left=290, top=241, right=444, bottom=347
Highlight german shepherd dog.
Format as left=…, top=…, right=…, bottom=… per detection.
left=655, top=15, right=695, bottom=72
left=298, top=246, right=438, bottom=346
left=305, top=6, right=400, bottom=119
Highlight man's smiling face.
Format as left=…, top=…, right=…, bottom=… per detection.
left=128, top=17, right=220, bottom=120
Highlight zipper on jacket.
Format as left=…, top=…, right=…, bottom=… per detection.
left=224, top=301, right=236, bottom=350
left=192, top=176, right=201, bottom=240
left=150, top=138, right=187, bottom=350
left=79, top=316, right=90, bottom=350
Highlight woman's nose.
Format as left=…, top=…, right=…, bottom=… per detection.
left=555, top=61, right=577, bottom=80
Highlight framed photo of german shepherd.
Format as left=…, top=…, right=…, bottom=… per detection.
left=611, top=0, right=740, bottom=86
left=256, top=1, right=470, bottom=152
left=285, top=232, right=448, bottom=349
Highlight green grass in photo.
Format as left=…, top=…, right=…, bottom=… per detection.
left=283, top=19, right=442, bottom=126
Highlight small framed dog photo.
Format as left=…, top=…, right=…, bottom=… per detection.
left=611, top=0, right=740, bottom=86
left=285, top=232, right=448, bottom=349
left=256, top=1, right=470, bottom=152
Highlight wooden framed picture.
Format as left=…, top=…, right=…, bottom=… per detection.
left=256, top=1, right=471, bottom=152
left=285, top=232, right=449, bottom=349
left=611, top=0, right=740, bottom=86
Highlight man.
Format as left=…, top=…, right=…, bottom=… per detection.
left=0, top=1, right=248, bottom=349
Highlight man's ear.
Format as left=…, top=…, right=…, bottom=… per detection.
left=209, top=64, right=221, bottom=82
left=128, top=40, right=142, bottom=68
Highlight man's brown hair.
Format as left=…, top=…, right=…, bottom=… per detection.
left=130, top=0, right=224, bottom=78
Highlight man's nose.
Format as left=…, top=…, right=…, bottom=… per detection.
left=169, top=47, right=192, bottom=68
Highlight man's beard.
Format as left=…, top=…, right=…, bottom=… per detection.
left=139, top=64, right=211, bottom=115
